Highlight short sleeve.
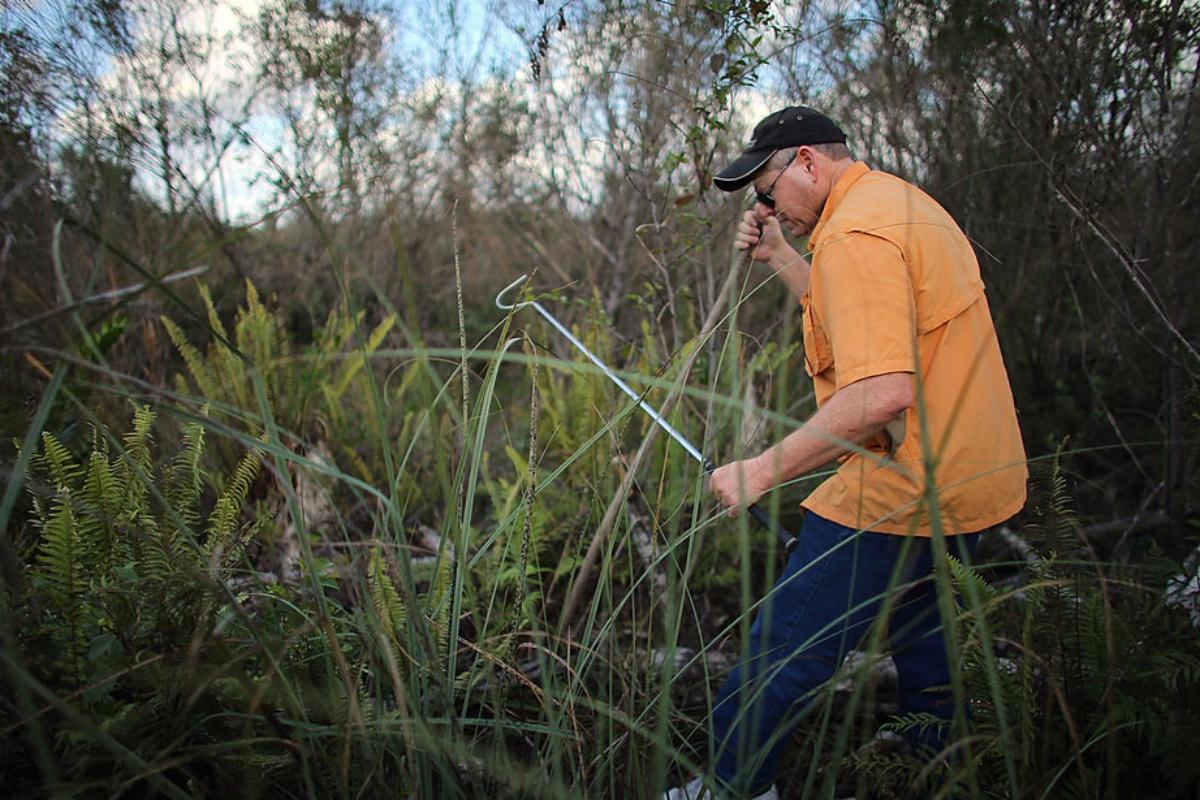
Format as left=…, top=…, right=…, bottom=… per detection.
left=813, top=231, right=917, bottom=390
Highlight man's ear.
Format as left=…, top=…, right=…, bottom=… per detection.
left=795, top=145, right=819, bottom=178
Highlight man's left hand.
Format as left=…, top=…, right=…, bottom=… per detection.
left=708, top=458, right=769, bottom=518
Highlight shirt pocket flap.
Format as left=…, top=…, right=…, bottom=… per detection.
left=914, top=274, right=985, bottom=334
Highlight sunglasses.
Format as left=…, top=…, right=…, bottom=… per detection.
left=755, top=150, right=797, bottom=209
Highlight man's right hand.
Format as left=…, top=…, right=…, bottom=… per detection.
left=734, top=210, right=788, bottom=265
left=735, top=209, right=811, bottom=303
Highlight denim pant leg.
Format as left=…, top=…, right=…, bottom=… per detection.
left=710, top=513, right=918, bottom=794
left=888, top=533, right=981, bottom=756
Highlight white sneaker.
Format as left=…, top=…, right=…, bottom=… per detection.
left=661, top=775, right=779, bottom=800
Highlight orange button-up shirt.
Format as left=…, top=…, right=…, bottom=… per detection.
left=800, top=162, right=1027, bottom=535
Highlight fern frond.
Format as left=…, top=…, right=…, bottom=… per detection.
left=81, top=448, right=123, bottom=566
left=331, top=313, right=395, bottom=398
left=195, top=284, right=259, bottom=421
left=368, top=547, right=407, bottom=634
left=164, top=418, right=206, bottom=533
left=367, top=546, right=410, bottom=679
left=426, top=545, right=455, bottom=663
left=36, top=493, right=93, bottom=681
left=124, top=402, right=155, bottom=463
left=880, top=711, right=947, bottom=736
left=312, top=308, right=353, bottom=379
left=205, top=444, right=263, bottom=563
left=166, top=419, right=206, bottom=525
left=116, top=403, right=156, bottom=519
left=161, top=315, right=221, bottom=400
left=948, top=555, right=998, bottom=612
left=1025, top=442, right=1082, bottom=563
left=38, top=495, right=83, bottom=607
left=224, top=443, right=262, bottom=506
left=82, top=448, right=120, bottom=517
left=235, top=283, right=269, bottom=391
left=198, top=282, right=228, bottom=340
left=38, top=431, right=83, bottom=489
left=1046, top=460, right=1079, bottom=554
left=140, top=513, right=200, bottom=581
left=205, top=497, right=239, bottom=559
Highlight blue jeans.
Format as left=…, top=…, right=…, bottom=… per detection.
left=710, top=512, right=981, bottom=794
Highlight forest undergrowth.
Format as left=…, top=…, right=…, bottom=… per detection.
left=3, top=272, right=1198, bottom=800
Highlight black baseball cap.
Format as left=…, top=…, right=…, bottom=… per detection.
left=713, top=106, right=848, bottom=191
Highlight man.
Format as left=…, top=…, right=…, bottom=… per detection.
left=665, top=107, right=1027, bottom=799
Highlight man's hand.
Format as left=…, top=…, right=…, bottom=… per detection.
left=709, top=458, right=771, bottom=519
left=734, top=210, right=788, bottom=264
left=735, top=209, right=809, bottom=302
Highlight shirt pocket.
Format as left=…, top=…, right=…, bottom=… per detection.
left=802, top=301, right=834, bottom=378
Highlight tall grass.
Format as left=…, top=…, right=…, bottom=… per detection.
left=2, top=220, right=1198, bottom=800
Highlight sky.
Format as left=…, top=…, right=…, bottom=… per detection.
left=21, top=0, right=791, bottom=222
left=107, top=0, right=555, bottom=220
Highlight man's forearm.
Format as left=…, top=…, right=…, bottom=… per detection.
left=709, top=373, right=913, bottom=511
left=769, top=246, right=811, bottom=303
left=749, top=384, right=895, bottom=488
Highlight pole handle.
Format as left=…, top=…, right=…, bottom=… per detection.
left=747, top=502, right=799, bottom=554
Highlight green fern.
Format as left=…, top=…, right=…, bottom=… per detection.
left=330, top=313, right=394, bottom=399
left=205, top=443, right=263, bottom=566
left=163, top=416, right=206, bottom=532
left=35, top=492, right=91, bottom=680
left=233, top=279, right=287, bottom=412
left=937, top=450, right=1200, bottom=797
left=37, top=428, right=84, bottom=489
left=199, top=281, right=229, bottom=341
left=426, top=543, right=455, bottom=661
left=80, top=440, right=123, bottom=567
left=202, top=281, right=249, bottom=412
left=366, top=541, right=458, bottom=683
left=118, top=402, right=156, bottom=516
left=947, top=553, right=998, bottom=612
left=160, top=315, right=222, bottom=401
left=162, top=281, right=397, bottom=464
left=367, top=545, right=410, bottom=676
left=24, top=403, right=267, bottom=659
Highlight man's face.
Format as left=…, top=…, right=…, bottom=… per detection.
left=752, top=147, right=828, bottom=237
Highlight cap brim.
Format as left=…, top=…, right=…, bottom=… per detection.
left=713, top=149, right=775, bottom=192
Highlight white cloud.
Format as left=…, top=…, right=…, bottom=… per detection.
left=44, top=0, right=290, bottom=220
left=45, top=0, right=804, bottom=221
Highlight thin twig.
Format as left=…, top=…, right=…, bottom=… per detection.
left=2, top=265, right=211, bottom=337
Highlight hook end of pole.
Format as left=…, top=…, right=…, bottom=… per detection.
left=495, top=274, right=531, bottom=310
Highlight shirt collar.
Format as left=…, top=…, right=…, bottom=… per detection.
left=808, top=161, right=871, bottom=251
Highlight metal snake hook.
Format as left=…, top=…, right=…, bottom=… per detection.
left=495, top=274, right=533, bottom=311
left=496, top=272, right=798, bottom=554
